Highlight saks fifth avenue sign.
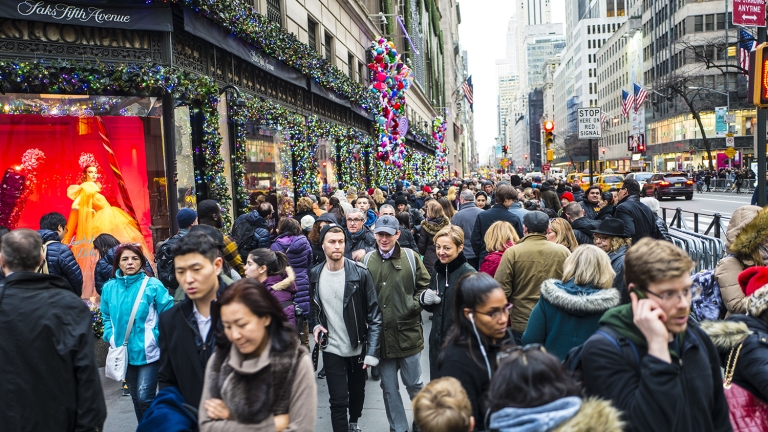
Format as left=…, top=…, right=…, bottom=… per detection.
left=17, top=1, right=131, bottom=25
left=0, top=0, right=172, bottom=31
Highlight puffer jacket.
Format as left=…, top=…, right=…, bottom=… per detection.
left=479, top=243, right=514, bottom=277
left=231, top=211, right=271, bottom=262
left=38, top=229, right=83, bottom=296
left=488, top=397, right=624, bottom=432
left=418, top=217, right=450, bottom=275
left=397, top=225, right=418, bottom=251
left=522, top=279, right=621, bottom=360
left=716, top=205, right=768, bottom=315
left=263, top=267, right=298, bottom=325
left=420, top=252, right=476, bottom=378
left=270, top=234, right=312, bottom=316
left=101, top=271, right=174, bottom=365
left=701, top=316, right=768, bottom=402
left=95, top=245, right=156, bottom=296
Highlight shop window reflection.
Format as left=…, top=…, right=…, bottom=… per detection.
left=243, top=122, right=292, bottom=221
left=175, top=105, right=197, bottom=210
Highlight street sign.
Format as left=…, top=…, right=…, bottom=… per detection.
left=726, top=137, right=735, bottom=146
left=733, top=0, right=766, bottom=27
left=725, top=146, right=737, bottom=158
left=543, top=164, right=551, bottom=171
left=577, top=108, right=602, bottom=139
left=725, top=114, right=736, bottom=124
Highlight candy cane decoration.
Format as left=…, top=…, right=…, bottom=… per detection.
left=96, top=116, right=138, bottom=222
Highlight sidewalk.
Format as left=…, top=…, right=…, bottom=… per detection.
left=103, top=310, right=433, bottom=432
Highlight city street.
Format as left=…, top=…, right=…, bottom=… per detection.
left=656, top=190, right=754, bottom=235
left=102, top=311, right=434, bottom=432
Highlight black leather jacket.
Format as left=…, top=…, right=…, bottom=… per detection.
left=309, top=258, right=382, bottom=360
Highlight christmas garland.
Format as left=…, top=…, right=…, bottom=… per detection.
left=433, top=116, right=448, bottom=179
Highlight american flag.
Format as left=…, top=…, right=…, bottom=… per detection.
left=739, top=29, right=756, bottom=75
left=634, top=83, right=647, bottom=113
left=621, top=89, right=634, bottom=118
left=462, top=76, right=474, bottom=111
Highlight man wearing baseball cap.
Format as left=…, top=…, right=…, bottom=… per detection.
left=362, top=216, right=431, bottom=432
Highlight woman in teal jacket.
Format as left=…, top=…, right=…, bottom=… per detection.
left=522, top=245, right=621, bottom=360
left=101, top=243, right=173, bottom=421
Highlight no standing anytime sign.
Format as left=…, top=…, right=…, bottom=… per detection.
left=733, top=0, right=766, bottom=27
left=577, top=108, right=602, bottom=139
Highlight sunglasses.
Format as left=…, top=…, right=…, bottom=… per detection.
left=496, top=343, right=546, bottom=363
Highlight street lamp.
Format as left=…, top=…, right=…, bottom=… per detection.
left=687, top=86, right=729, bottom=112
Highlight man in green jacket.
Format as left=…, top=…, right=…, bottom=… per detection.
left=494, top=211, right=571, bottom=344
left=364, top=215, right=431, bottom=432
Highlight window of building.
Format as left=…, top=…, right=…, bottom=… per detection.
left=716, top=13, right=725, bottom=30
left=324, top=32, right=333, bottom=63
left=705, top=14, right=714, bottom=31
left=348, top=52, right=355, bottom=80
left=694, top=15, right=703, bottom=32
left=266, top=0, right=281, bottom=25
left=358, top=61, right=366, bottom=85
left=307, top=18, right=317, bottom=51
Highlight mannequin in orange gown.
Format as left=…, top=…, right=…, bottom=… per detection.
left=62, top=165, right=152, bottom=298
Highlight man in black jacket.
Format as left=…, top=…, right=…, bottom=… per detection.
left=38, top=212, right=83, bottom=296
left=581, top=238, right=731, bottom=432
left=157, top=232, right=230, bottom=409
left=345, top=208, right=377, bottom=262
left=564, top=202, right=600, bottom=245
left=0, top=229, right=106, bottom=431
left=580, top=185, right=601, bottom=220
left=613, top=179, right=659, bottom=243
left=310, top=224, right=382, bottom=432
left=471, top=184, right=524, bottom=264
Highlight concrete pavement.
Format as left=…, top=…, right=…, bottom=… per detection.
left=103, top=310, right=434, bottom=432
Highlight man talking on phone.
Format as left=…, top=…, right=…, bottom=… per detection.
left=580, top=238, right=730, bottom=432
left=309, top=224, right=382, bottom=432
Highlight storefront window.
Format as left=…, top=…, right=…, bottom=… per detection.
left=175, top=105, right=197, bottom=209
left=242, top=122, right=293, bottom=218
left=0, top=93, right=169, bottom=298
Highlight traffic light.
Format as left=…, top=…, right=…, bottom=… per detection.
left=750, top=43, right=768, bottom=108
left=543, top=121, right=554, bottom=162
left=502, top=145, right=509, bottom=153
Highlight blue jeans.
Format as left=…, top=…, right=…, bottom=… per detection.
left=126, top=361, right=159, bottom=422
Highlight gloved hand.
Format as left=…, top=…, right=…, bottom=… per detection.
left=421, top=289, right=442, bottom=305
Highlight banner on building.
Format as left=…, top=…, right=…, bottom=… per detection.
left=0, top=0, right=172, bottom=31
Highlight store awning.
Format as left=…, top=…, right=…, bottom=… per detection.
left=184, top=8, right=308, bottom=89
left=1, top=0, right=172, bottom=31
left=310, top=81, right=350, bottom=108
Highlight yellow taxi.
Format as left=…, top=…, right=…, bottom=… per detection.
left=577, top=174, right=600, bottom=192
left=595, top=174, right=625, bottom=192
left=566, top=173, right=580, bottom=184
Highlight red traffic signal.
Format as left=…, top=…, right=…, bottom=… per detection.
left=750, top=43, right=768, bottom=108
left=543, top=121, right=555, bottom=132
left=502, top=145, right=509, bottom=153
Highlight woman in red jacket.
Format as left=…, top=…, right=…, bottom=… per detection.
left=479, top=221, right=519, bottom=277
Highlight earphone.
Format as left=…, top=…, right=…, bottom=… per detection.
left=468, top=312, right=474, bottom=321
left=468, top=311, right=492, bottom=381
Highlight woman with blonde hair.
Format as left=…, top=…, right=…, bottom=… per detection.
left=418, top=200, right=450, bottom=275
left=372, top=188, right=386, bottom=209
left=546, top=218, right=579, bottom=252
left=446, top=186, right=458, bottom=210
left=521, top=245, right=621, bottom=359
left=479, top=221, right=519, bottom=277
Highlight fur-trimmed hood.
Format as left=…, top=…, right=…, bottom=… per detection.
left=700, top=320, right=752, bottom=351
left=490, top=397, right=624, bottom=432
left=541, top=279, right=621, bottom=317
left=553, top=398, right=624, bottom=432
left=727, top=206, right=768, bottom=264
left=269, top=266, right=296, bottom=291
left=420, top=217, right=450, bottom=235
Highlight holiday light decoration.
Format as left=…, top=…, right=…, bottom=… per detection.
left=368, top=38, right=412, bottom=169
left=433, top=116, right=448, bottom=179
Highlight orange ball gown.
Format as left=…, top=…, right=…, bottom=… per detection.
left=63, top=181, right=152, bottom=299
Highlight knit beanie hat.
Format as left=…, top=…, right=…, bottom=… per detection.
left=176, top=208, right=197, bottom=229
left=738, top=266, right=768, bottom=317
left=560, top=192, right=574, bottom=202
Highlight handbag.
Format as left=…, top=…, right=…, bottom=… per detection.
left=723, top=340, right=768, bottom=432
left=105, top=276, right=150, bottom=381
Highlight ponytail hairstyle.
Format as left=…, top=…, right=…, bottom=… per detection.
left=247, top=249, right=289, bottom=276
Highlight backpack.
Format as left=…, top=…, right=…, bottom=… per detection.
left=36, top=241, right=56, bottom=274
left=689, top=254, right=744, bottom=322
left=363, top=247, right=418, bottom=286
left=563, top=326, right=640, bottom=385
left=231, top=218, right=258, bottom=261
left=155, top=234, right=182, bottom=292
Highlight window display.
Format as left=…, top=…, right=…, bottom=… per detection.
left=242, top=122, right=293, bottom=218
left=0, top=94, right=170, bottom=298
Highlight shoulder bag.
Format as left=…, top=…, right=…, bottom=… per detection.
left=105, top=276, right=149, bottom=381
left=723, top=340, right=768, bottom=431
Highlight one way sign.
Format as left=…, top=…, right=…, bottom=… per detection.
left=734, top=0, right=766, bottom=27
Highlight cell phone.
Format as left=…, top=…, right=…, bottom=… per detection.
left=630, top=287, right=647, bottom=300
left=318, top=332, right=329, bottom=350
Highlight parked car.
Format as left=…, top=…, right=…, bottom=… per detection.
left=641, top=172, right=694, bottom=200
left=595, top=174, right=625, bottom=192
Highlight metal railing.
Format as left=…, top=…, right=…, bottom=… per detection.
left=706, top=178, right=755, bottom=193
left=661, top=207, right=729, bottom=238
left=657, top=207, right=728, bottom=273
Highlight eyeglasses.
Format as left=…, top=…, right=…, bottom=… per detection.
left=347, top=218, right=364, bottom=223
left=644, top=286, right=702, bottom=303
left=496, top=343, right=545, bottom=363
left=473, top=303, right=512, bottom=321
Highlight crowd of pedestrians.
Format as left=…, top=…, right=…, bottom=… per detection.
left=1, top=172, right=768, bottom=432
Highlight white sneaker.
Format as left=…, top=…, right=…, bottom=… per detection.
left=348, top=422, right=361, bottom=432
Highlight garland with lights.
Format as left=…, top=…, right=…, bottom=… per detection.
left=178, top=0, right=379, bottom=112
left=433, top=116, right=448, bottom=179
